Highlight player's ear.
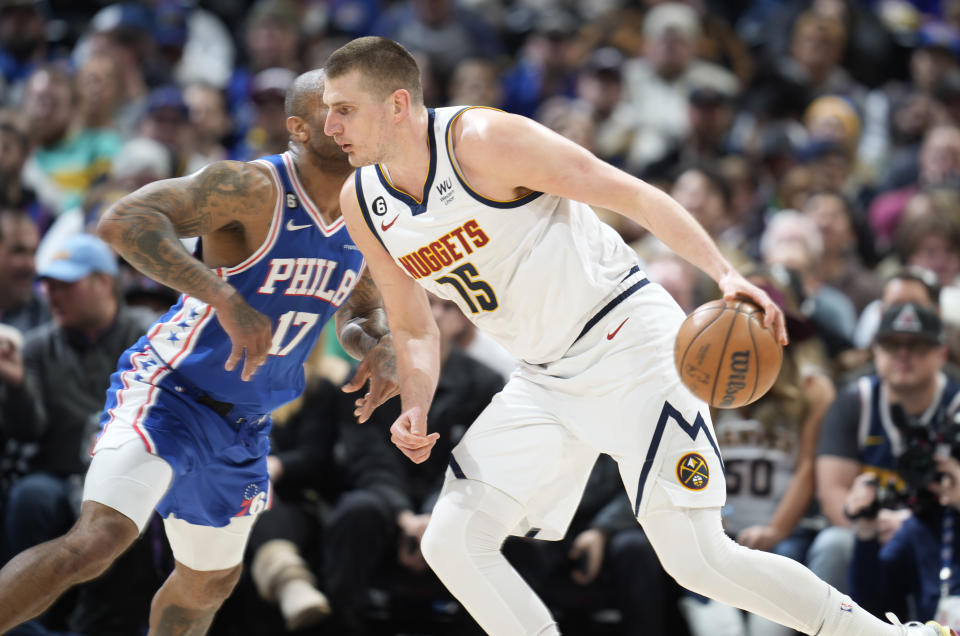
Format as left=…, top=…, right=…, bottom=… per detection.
left=391, top=89, right=411, bottom=121
left=286, top=116, right=308, bottom=142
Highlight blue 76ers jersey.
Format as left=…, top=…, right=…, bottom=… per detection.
left=130, top=152, right=364, bottom=413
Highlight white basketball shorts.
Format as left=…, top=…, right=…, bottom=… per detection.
left=445, top=279, right=726, bottom=540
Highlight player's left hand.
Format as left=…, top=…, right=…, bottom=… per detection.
left=568, top=528, right=606, bottom=585
left=736, top=525, right=783, bottom=551
left=343, top=334, right=399, bottom=423
left=718, top=271, right=789, bottom=346
left=390, top=406, right=439, bottom=464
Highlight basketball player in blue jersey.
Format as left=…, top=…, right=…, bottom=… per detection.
left=321, top=37, right=955, bottom=636
left=0, top=70, right=398, bottom=636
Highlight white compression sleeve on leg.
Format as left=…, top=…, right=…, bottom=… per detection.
left=641, top=503, right=899, bottom=635
left=421, top=479, right=559, bottom=636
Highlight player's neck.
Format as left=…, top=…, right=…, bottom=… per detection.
left=380, top=109, right=431, bottom=201
left=291, top=152, right=351, bottom=224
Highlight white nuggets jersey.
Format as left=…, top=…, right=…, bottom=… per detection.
left=354, top=106, right=640, bottom=364
left=714, top=411, right=797, bottom=535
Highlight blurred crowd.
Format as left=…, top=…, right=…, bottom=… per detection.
left=6, top=0, right=960, bottom=634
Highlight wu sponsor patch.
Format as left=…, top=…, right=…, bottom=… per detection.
left=676, top=452, right=710, bottom=491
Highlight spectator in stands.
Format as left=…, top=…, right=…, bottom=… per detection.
left=897, top=210, right=960, bottom=292
left=803, top=190, right=881, bottom=314
left=0, top=119, right=52, bottom=233
left=813, top=302, right=959, bottom=598
left=501, top=8, right=580, bottom=119
left=604, top=2, right=738, bottom=172
left=847, top=451, right=960, bottom=629
left=854, top=267, right=942, bottom=353
left=777, top=11, right=863, bottom=103
left=226, top=0, right=302, bottom=137
left=760, top=210, right=858, bottom=356
left=371, top=0, right=503, bottom=100
left=183, top=82, right=232, bottom=167
left=235, top=67, right=297, bottom=161
left=870, top=124, right=960, bottom=253
left=0, top=0, right=53, bottom=106
left=74, top=53, right=125, bottom=134
left=79, top=2, right=153, bottom=136
left=137, top=84, right=201, bottom=177
left=1, top=233, right=155, bottom=632
left=447, top=58, right=503, bottom=109
left=0, top=208, right=46, bottom=331
left=20, top=64, right=124, bottom=216
left=2, top=234, right=153, bottom=557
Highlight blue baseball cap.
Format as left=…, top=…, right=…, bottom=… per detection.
left=916, top=21, right=960, bottom=57
left=38, top=234, right=118, bottom=282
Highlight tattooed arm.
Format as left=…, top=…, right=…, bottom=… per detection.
left=335, top=268, right=399, bottom=422
left=335, top=268, right=390, bottom=359
left=96, top=161, right=275, bottom=380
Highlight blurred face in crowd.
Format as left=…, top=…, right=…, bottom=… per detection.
left=0, top=5, right=45, bottom=60
left=23, top=69, right=74, bottom=147
left=790, top=16, right=844, bottom=82
left=907, top=232, right=960, bottom=287
left=688, top=96, right=733, bottom=147
left=42, top=273, right=115, bottom=332
left=0, top=125, right=27, bottom=177
left=449, top=59, right=502, bottom=108
left=0, top=212, right=39, bottom=310
left=413, top=0, right=453, bottom=26
left=76, top=54, right=123, bottom=117
left=893, top=93, right=943, bottom=145
left=78, top=55, right=122, bottom=103
left=671, top=169, right=727, bottom=236
left=874, top=334, right=946, bottom=394
left=645, top=28, right=695, bottom=79
left=803, top=192, right=854, bottom=257
left=245, top=17, right=299, bottom=71
left=184, top=84, right=232, bottom=144
left=911, top=47, right=957, bottom=93
left=919, top=125, right=960, bottom=185
left=576, top=71, right=621, bottom=120
left=141, top=107, right=190, bottom=154
left=254, top=91, right=289, bottom=144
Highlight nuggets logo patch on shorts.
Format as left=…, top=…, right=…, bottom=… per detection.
left=676, top=452, right=709, bottom=491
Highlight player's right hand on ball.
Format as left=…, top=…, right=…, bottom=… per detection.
left=390, top=406, right=439, bottom=464
left=218, top=292, right=273, bottom=381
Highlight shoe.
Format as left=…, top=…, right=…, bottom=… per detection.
left=278, top=578, right=332, bottom=631
left=886, top=612, right=958, bottom=635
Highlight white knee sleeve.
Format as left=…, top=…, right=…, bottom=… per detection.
left=642, top=503, right=829, bottom=634
left=422, top=479, right=559, bottom=636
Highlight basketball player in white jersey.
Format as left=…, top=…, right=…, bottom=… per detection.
left=321, top=37, right=953, bottom=636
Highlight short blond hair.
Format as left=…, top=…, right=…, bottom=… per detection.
left=325, top=36, right=423, bottom=104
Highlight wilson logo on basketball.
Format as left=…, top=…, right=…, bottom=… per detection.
left=719, top=350, right=750, bottom=407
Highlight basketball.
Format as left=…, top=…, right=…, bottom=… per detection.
left=674, top=299, right=783, bottom=409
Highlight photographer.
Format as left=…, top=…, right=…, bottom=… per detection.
left=813, top=302, right=960, bottom=595
left=847, top=455, right=960, bottom=628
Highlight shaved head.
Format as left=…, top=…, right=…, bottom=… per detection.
left=285, top=69, right=325, bottom=119
left=284, top=68, right=350, bottom=170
